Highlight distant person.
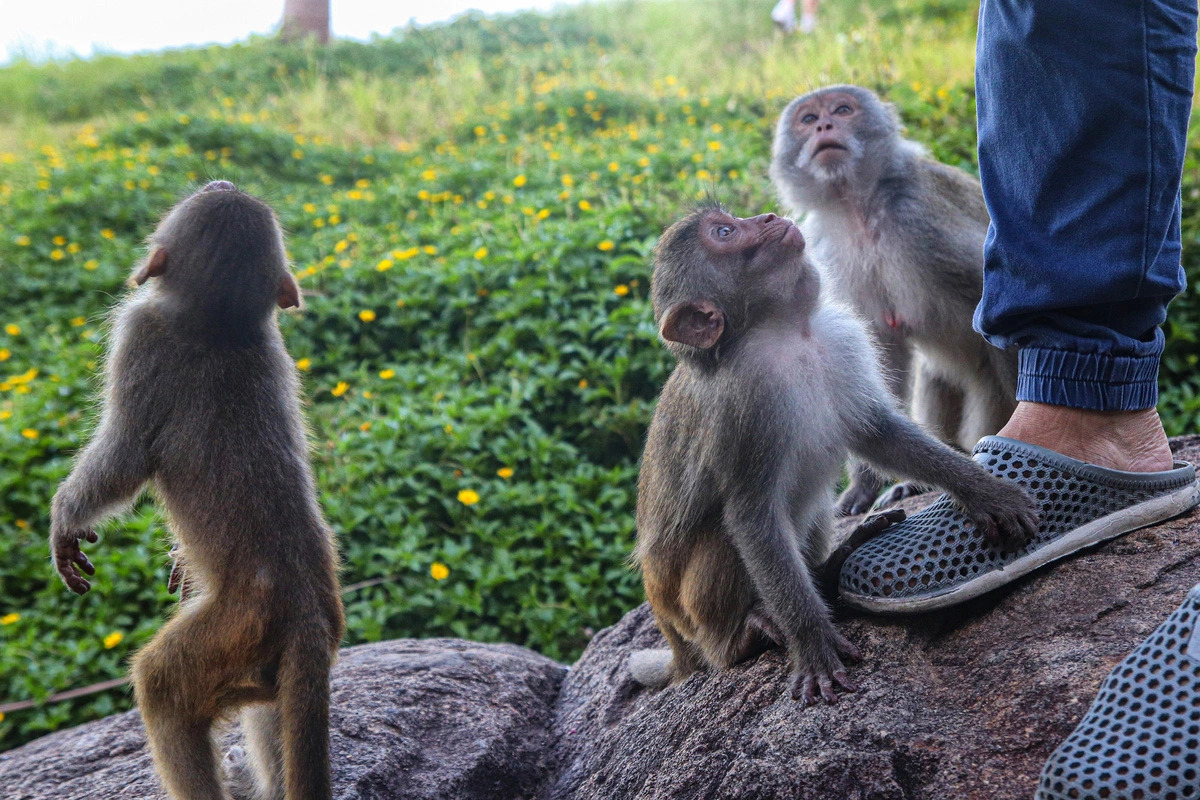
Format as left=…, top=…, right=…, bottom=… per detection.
left=771, top=0, right=820, bottom=34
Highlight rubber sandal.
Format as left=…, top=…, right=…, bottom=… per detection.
left=1035, top=584, right=1200, bottom=800
left=839, top=436, right=1200, bottom=614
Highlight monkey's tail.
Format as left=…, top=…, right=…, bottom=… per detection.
left=627, top=648, right=677, bottom=689
left=277, top=633, right=335, bottom=800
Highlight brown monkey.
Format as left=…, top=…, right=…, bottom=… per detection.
left=50, top=180, right=344, bottom=800
left=629, top=205, right=1037, bottom=704
left=770, top=85, right=1018, bottom=515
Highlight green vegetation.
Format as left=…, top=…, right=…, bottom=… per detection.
left=1, top=0, right=1198, bottom=750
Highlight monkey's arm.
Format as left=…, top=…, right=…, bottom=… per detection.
left=50, top=413, right=153, bottom=594
left=845, top=404, right=1038, bottom=547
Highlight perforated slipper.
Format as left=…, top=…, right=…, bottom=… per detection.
left=1036, top=583, right=1200, bottom=800
left=839, top=436, right=1199, bottom=614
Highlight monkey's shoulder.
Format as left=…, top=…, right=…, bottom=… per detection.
left=911, top=157, right=989, bottom=226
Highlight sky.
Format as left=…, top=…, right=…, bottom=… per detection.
left=2, top=0, right=585, bottom=63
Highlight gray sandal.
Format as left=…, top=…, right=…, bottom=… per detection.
left=839, top=436, right=1200, bottom=613
left=1036, top=584, right=1200, bottom=800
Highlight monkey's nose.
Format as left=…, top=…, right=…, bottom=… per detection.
left=203, top=180, right=237, bottom=193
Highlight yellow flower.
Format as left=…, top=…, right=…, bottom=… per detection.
left=513, top=174, right=527, bottom=187
left=50, top=249, right=64, bottom=261
left=358, top=310, right=376, bottom=322
left=423, top=245, right=438, bottom=255
left=296, top=358, right=311, bottom=371
left=69, top=316, right=86, bottom=327
left=379, top=369, right=395, bottom=379
left=359, top=422, right=371, bottom=432
left=561, top=174, right=575, bottom=187
left=376, top=259, right=393, bottom=272
left=474, top=247, right=488, bottom=260
left=430, top=562, right=450, bottom=580
left=0, top=711, right=4, bottom=722
left=331, top=381, right=349, bottom=397
left=614, top=284, right=630, bottom=296
left=608, top=161, right=619, bottom=172
left=103, top=631, right=124, bottom=649
left=578, top=200, right=592, bottom=211
left=84, top=260, right=99, bottom=271
left=0, top=410, right=10, bottom=419
left=421, top=169, right=437, bottom=181
left=14, top=235, right=29, bottom=246
left=21, top=429, right=38, bottom=439
left=598, top=240, right=615, bottom=252
left=53, top=236, right=66, bottom=246
left=457, top=489, right=480, bottom=506
left=578, top=379, right=588, bottom=389
left=335, top=240, right=349, bottom=253
left=0, top=613, right=18, bottom=625
left=292, top=149, right=304, bottom=160
left=708, top=141, right=722, bottom=151
left=0, top=349, right=9, bottom=361
left=497, top=467, right=514, bottom=479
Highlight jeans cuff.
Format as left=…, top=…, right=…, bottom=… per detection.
left=1016, top=347, right=1160, bottom=411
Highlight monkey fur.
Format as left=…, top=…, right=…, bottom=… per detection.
left=629, top=204, right=1038, bottom=704
left=770, top=84, right=1018, bottom=515
left=50, top=180, right=344, bottom=800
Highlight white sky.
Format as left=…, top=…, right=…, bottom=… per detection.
left=2, top=0, right=585, bottom=63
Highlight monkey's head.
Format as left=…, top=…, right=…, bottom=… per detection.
left=650, top=204, right=819, bottom=363
left=770, top=85, right=900, bottom=209
left=133, top=181, right=300, bottom=329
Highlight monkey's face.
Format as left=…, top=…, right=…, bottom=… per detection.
left=771, top=86, right=899, bottom=202
left=652, top=206, right=818, bottom=355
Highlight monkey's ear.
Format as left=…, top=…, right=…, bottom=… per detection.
left=132, top=248, right=168, bottom=286
left=660, top=300, right=725, bottom=350
left=277, top=272, right=302, bottom=310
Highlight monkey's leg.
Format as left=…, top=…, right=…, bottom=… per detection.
left=680, top=533, right=766, bottom=669
left=276, top=635, right=335, bottom=800
left=911, top=361, right=964, bottom=447
left=960, top=375, right=1018, bottom=448
left=132, top=602, right=273, bottom=800
left=235, top=705, right=284, bottom=800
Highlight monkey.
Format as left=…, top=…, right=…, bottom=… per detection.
left=49, top=180, right=345, bottom=800
left=628, top=204, right=1038, bottom=704
left=770, top=84, right=1018, bottom=515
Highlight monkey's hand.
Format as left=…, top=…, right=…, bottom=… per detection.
left=962, top=479, right=1040, bottom=551
left=818, top=509, right=906, bottom=605
left=789, top=627, right=862, bottom=706
left=51, top=526, right=98, bottom=595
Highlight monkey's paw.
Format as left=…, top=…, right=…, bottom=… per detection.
left=51, top=528, right=98, bottom=595
left=969, top=481, right=1040, bottom=551
left=789, top=631, right=861, bottom=706
left=835, top=484, right=883, bottom=517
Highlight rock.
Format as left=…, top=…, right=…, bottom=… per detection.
left=544, top=436, right=1200, bottom=800
left=0, top=638, right=566, bottom=800
left=7, top=437, right=1200, bottom=800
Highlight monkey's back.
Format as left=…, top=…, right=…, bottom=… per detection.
left=114, top=297, right=341, bottom=633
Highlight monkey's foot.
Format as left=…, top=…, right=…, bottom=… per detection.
left=1035, top=583, right=1200, bottom=800
left=838, top=437, right=1200, bottom=614
left=870, top=481, right=930, bottom=510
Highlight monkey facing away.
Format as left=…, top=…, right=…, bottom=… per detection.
left=629, top=205, right=1037, bottom=703
left=770, top=85, right=1018, bottom=515
left=50, top=181, right=345, bottom=800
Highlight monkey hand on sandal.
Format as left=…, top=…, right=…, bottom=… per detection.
left=51, top=525, right=99, bottom=595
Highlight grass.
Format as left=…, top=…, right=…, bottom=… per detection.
left=1, top=0, right=1198, bottom=750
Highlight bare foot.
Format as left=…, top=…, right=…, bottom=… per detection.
left=997, top=402, right=1173, bottom=473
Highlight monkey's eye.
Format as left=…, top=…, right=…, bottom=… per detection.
left=716, top=226, right=734, bottom=238
left=800, top=113, right=818, bottom=125
left=834, top=104, right=853, bottom=115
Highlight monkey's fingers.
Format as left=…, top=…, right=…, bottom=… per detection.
left=72, top=550, right=95, bottom=576
left=833, top=632, right=862, bottom=663
left=832, top=670, right=858, bottom=693
left=54, top=552, right=92, bottom=595
left=791, top=672, right=840, bottom=705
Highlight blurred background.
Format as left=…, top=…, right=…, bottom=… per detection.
left=1, top=0, right=1197, bottom=752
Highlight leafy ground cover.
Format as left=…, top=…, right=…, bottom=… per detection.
left=1, top=0, right=1199, bottom=749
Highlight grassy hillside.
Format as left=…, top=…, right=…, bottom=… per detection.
left=1, top=0, right=1198, bottom=749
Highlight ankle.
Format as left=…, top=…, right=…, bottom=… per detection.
left=996, top=402, right=1173, bottom=473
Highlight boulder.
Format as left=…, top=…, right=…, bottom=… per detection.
left=6, top=437, right=1200, bottom=800
left=543, top=436, right=1200, bottom=800
left=0, top=638, right=566, bottom=800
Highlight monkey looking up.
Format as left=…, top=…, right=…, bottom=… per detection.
left=630, top=205, right=1037, bottom=703
left=50, top=180, right=344, bottom=800
left=770, top=85, right=1017, bottom=515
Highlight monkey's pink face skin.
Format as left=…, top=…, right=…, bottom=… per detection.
left=790, top=92, right=860, bottom=167
left=699, top=210, right=805, bottom=259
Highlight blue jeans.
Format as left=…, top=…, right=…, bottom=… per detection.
left=974, top=0, right=1197, bottom=410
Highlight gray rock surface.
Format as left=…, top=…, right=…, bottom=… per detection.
left=0, top=638, right=566, bottom=800
left=5, top=436, right=1199, bottom=800
left=543, top=435, right=1200, bottom=800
